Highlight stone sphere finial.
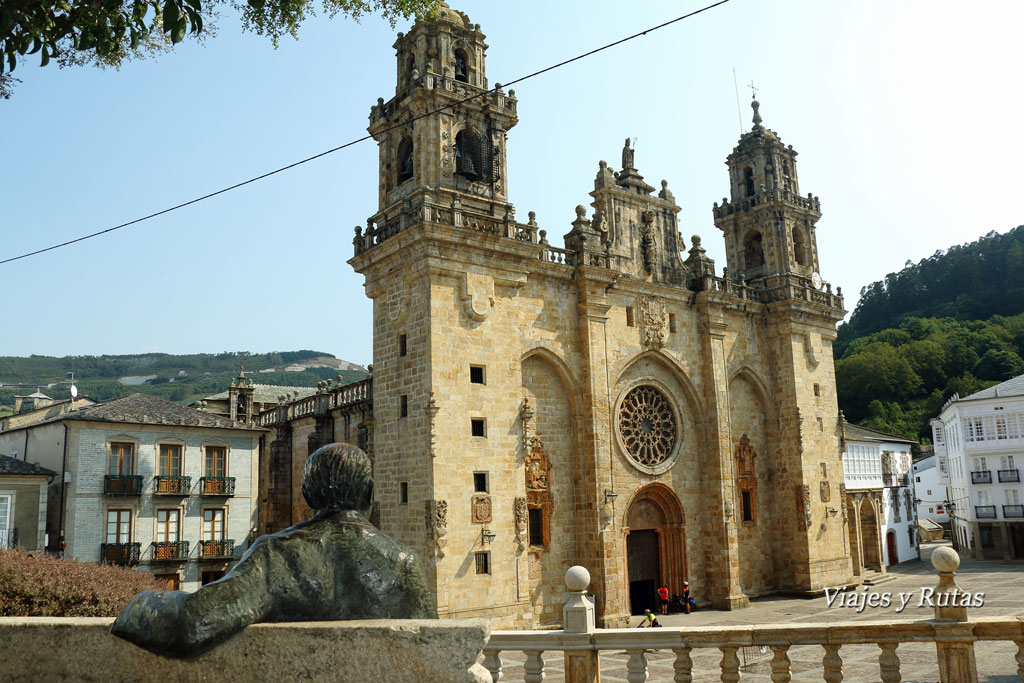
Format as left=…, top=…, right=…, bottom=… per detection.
left=575, top=205, right=587, bottom=218
left=661, top=180, right=668, bottom=189
left=932, top=546, right=960, bottom=573
left=691, top=235, right=702, bottom=246
left=565, top=566, right=590, bottom=592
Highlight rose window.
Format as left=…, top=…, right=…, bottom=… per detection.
left=618, top=385, right=677, bottom=467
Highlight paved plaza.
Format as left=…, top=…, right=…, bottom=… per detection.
left=489, top=543, right=1024, bottom=682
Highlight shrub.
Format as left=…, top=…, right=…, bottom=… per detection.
left=0, top=548, right=161, bottom=617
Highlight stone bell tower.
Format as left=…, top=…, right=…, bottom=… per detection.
left=365, top=0, right=518, bottom=229
left=713, top=100, right=823, bottom=286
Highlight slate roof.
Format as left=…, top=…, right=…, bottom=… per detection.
left=63, top=393, right=263, bottom=431
left=0, top=455, right=56, bottom=476
left=843, top=421, right=916, bottom=444
left=962, top=373, right=1024, bottom=401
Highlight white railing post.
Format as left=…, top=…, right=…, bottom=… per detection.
left=625, top=649, right=648, bottom=683
left=562, top=566, right=598, bottom=683
left=822, top=643, right=843, bottom=683
left=930, top=547, right=979, bottom=683
left=769, top=645, right=792, bottom=683
left=523, top=650, right=545, bottom=683
left=672, top=646, right=693, bottom=683
left=719, top=646, right=740, bottom=683
left=482, top=648, right=503, bottom=682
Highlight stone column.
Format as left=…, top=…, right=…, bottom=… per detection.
left=563, top=566, right=599, bottom=683
left=697, top=303, right=746, bottom=609
left=930, top=547, right=978, bottom=683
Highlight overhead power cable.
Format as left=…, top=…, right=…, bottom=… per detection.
left=0, top=0, right=731, bottom=266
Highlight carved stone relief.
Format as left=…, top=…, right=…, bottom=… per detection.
left=461, top=271, right=493, bottom=322
left=640, top=295, right=666, bottom=349
left=425, top=499, right=448, bottom=561
left=820, top=480, right=831, bottom=503
left=472, top=495, right=493, bottom=523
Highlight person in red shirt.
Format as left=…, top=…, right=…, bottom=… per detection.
left=657, top=585, right=669, bottom=614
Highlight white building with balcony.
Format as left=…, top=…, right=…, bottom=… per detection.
left=841, top=421, right=918, bottom=578
left=912, top=454, right=950, bottom=527
left=931, top=374, right=1024, bottom=560
left=0, top=393, right=264, bottom=589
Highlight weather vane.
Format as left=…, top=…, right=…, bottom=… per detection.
left=748, top=79, right=758, bottom=100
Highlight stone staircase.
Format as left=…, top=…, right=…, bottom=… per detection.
left=861, top=569, right=898, bottom=586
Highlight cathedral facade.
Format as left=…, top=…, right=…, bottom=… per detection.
left=348, top=5, right=853, bottom=627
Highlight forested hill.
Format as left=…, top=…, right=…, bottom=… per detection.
left=833, top=225, right=1024, bottom=444
left=835, top=225, right=1024, bottom=358
left=0, top=351, right=368, bottom=416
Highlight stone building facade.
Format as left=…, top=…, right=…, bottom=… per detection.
left=343, top=4, right=854, bottom=628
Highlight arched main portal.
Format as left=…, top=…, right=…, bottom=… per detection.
left=623, top=484, right=686, bottom=615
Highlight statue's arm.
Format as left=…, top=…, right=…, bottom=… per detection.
left=111, top=541, right=276, bottom=658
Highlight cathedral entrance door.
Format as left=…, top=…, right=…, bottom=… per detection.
left=624, top=483, right=687, bottom=616
left=627, top=530, right=659, bottom=615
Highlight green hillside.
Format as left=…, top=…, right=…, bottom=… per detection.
left=0, top=351, right=367, bottom=415
left=835, top=225, right=1024, bottom=443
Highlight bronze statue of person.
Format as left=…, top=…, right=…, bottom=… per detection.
left=112, top=443, right=436, bottom=658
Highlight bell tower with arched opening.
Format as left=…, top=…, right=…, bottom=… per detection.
left=713, top=100, right=823, bottom=286
left=367, top=1, right=517, bottom=224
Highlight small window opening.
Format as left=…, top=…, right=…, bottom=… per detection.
left=741, top=490, right=753, bottom=523
left=813, top=383, right=820, bottom=397
left=400, top=395, right=408, bottom=418
left=744, top=166, right=755, bottom=197
left=743, top=231, right=765, bottom=270
left=473, top=472, right=488, bottom=493
left=793, top=226, right=808, bottom=267
left=470, top=365, right=485, bottom=384
left=397, top=137, right=414, bottom=184
left=474, top=551, right=490, bottom=574
left=817, top=417, right=824, bottom=431
left=669, top=313, right=677, bottom=333
left=454, top=49, right=468, bottom=82
left=820, top=463, right=828, bottom=478
left=400, top=482, right=409, bottom=504
left=625, top=306, right=635, bottom=327
left=455, top=130, right=480, bottom=180
left=471, top=418, right=486, bottom=437
left=528, top=508, right=544, bottom=546
left=399, top=333, right=407, bottom=357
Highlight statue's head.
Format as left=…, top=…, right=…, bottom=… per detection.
left=302, top=443, right=374, bottom=513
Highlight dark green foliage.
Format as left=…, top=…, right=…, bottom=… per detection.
left=0, top=547, right=161, bottom=617
left=835, top=226, right=1024, bottom=358
left=836, top=314, right=1024, bottom=441
left=835, top=226, right=1024, bottom=441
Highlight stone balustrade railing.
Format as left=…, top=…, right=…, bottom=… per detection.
left=713, top=187, right=821, bottom=219
left=256, top=377, right=372, bottom=427
left=483, top=550, right=1024, bottom=683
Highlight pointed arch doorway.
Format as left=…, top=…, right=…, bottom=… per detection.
left=623, top=483, right=687, bottom=615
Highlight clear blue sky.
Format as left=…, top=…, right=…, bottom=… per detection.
left=3, top=0, right=1022, bottom=368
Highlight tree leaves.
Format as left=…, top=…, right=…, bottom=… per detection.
left=1, top=0, right=439, bottom=98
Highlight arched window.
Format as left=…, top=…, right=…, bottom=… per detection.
left=743, top=231, right=765, bottom=271
left=397, top=137, right=414, bottom=184
left=454, top=49, right=468, bottom=82
left=455, top=130, right=480, bottom=180
left=744, top=167, right=755, bottom=197
left=792, top=225, right=808, bottom=266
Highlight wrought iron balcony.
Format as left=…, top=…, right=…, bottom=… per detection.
left=1003, top=505, right=1024, bottom=518
left=100, top=542, right=141, bottom=566
left=153, top=475, right=191, bottom=495
left=200, top=539, right=234, bottom=559
left=970, top=470, right=992, bottom=485
left=103, top=475, right=143, bottom=496
left=997, top=469, right=1020, bottom=483
left=975, top=505, right=997, bottom=519
left=151, top=541, right=190, bottom=561
left=199, top=476, right=236, bottom=496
